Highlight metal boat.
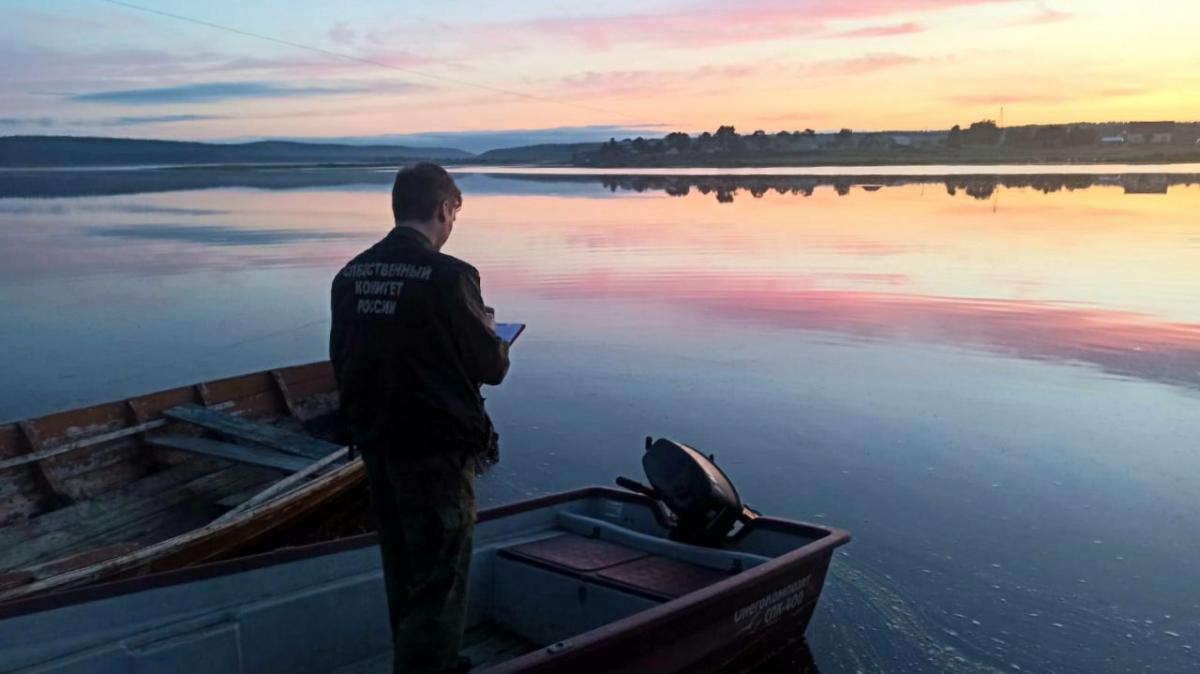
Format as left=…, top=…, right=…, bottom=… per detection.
left=0, top=438, right=850, bottom=673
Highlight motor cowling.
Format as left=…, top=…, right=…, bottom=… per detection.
left=639, top=437, right=746, bottom=546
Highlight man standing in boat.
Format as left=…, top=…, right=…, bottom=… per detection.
left=330, top=163, right=510, bottom=674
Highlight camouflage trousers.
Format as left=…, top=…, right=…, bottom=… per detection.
left=362, top=450, right=476, bottom=674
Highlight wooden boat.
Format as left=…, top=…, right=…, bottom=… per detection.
left=0, top=461, right=849, bottom=673
left=0, top=361, right=363, bottom=603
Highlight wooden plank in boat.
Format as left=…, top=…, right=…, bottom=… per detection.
left=0, top=461, right=215, bottom=561
left=0, top=459, right=364, bottom=600
left=27, top=542, right=142, bottom=579
left=212, top=447, right=348, bottom=524
left=0, top=464, right=202, bottom=562
left=42, top=450, right=149, bottom=504
left=0, top=463, right=264, bottom=571
left=498, top=534, right=648, bottom=573
left=146, top=435, right=310, bottom=473
left=594, top=554, right=732, bottom=601
left=60, top=467, right=266, bottom=557
left=498, top=533, right=733, bottom=602
left=215, top=485, right=267, bottom=509
left=0, top=570, right=34, bottom=592
left=162, top=404, right=336, bottom=460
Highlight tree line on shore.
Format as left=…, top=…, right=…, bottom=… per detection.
left=577, top=120, right=1200, bottom=165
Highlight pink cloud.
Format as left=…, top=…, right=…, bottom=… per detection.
left=526, top=12, right=818, bottom=50
left=551, top=53, right=922, bottom=101
left=828, top=22, right=926, bottom=38
left=556, top=63, right=763, bottom=98
left=557, top=70, right=680, bottom=97
left=520, top=0, right=1018, bottom=49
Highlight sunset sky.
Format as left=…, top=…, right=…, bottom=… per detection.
left=3, top=0, right=1197, bottom=148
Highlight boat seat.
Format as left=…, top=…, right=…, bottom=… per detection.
left=498, top=534, right=732, bottom=601
left=593, top=554, right=731, bottom=600
left=498, top=533, right=647, bottom=574
left=161, top=404, right=339, bottom=460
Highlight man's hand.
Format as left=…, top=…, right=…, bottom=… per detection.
left=453, top=272, right=509, bottom=386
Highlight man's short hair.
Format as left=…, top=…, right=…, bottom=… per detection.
left=391, top=163, right=462, bottom=223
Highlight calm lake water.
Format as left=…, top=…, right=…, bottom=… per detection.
left=1, top=167, right=1199, bottom=673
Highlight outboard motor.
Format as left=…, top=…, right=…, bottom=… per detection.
left=617, top=437, right=757, bottom=547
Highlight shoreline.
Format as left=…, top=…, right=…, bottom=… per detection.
left=4, top=161, right=1200, bottom=176
left=566, top=151, right=1200, bottom=170
left=449, top=162, right=1200, bottom=176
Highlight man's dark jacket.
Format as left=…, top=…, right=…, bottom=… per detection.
left=330, top=227, right=509, bottom=455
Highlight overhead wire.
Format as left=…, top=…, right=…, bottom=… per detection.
left=97, top=0, right=641, bottom=122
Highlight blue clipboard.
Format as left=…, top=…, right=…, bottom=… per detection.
left=495, top=323, right=526, bottom=345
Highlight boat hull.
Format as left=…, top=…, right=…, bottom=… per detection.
left=0, top=488, right=849, bottom=674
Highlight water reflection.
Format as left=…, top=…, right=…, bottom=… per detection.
left=521, top=274, right=1200, bottom=393
left=491, top=172, right=1200, bottom=202
left=1, top=170, right=1198, bottom=673
left=4, top=174, right=1198, bottom=397
left=89, top=223, right=357, bottom=246
left=2, top=167, right=1199, bottom=201
left=0, top=168, right=394, bottom=198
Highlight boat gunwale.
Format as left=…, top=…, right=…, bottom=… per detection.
left=0, top=360, right=332, bottom=444
left=0, top=486, right=849, bottom=630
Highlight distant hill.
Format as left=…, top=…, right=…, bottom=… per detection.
left=476, top=142, right=601, bottom=164
left=0, top=136, right=474, bottom=167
